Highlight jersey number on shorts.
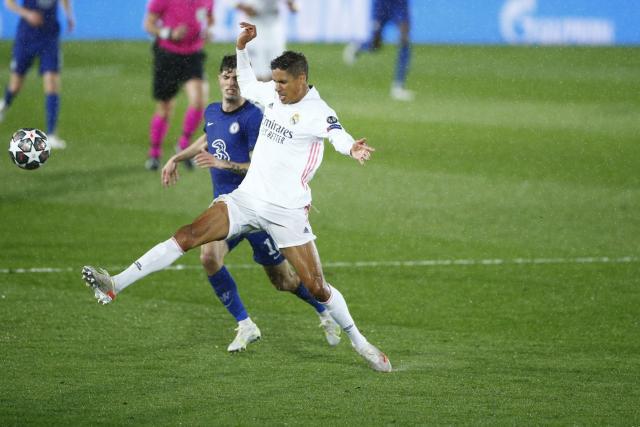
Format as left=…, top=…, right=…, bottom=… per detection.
left=263, top=238, right=279, bottom=256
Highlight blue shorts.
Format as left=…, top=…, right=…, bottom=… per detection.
left=227, top=230, right=285, bottom=266
left=11, top=35, right=60, bottom=75
left=372, top=0, right=409, bottom=26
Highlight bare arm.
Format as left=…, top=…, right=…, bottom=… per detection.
left=143, top=11, right=187, bottom=41
left=193, top=151, right=251, bottom=175
left=161, top=134, right=208, bottom=187
left=60, top=0, right=75, bottom=32
left=5, top=0, right=43, bottom=26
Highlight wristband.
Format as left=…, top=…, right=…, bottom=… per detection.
left=158, top=27, right=171, bottom=40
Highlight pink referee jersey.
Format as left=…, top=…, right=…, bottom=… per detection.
left=147, top=0, right=213, bottom=55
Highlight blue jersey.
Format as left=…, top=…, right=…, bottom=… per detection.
left=203, top=101, right=263, bottom=198
left=16, top=0, right=60, bottom=42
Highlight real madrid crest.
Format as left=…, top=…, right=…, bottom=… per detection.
left=229, top=122, right=240, bottom=134
left=290, top=113, right=300, bottom=125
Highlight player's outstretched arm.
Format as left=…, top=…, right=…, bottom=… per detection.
left=236, top=22, right=257, bottom=49
left=235, top=22, right=275, bottom=105
left=161, top=134, right=207, bottom=187
left=350, top=138, right=375, bottom=165
left=5, top=0, right=43, bottom=26
left=194, top=150, right=250, bottom=175
left=61, top=0, right=75, bottom=32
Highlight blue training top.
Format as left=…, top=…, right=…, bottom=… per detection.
left=17, top=0, right=60, bottom=41
left=203, top=101, right=263, bottom=198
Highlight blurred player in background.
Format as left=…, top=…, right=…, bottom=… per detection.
left=343, top=0, right=414, bottom=101
left=160, top=54, right=341, bottom=352
left=143, top=0, right=214, bottom=171
left=234, top=0, right=298, bottom=81
left=81, top=23, right=391, bottom=373
left=0, top=0, right=75, bottom=149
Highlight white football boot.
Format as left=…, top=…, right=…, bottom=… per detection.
left=227, top=319, right=261, bottom=352
left=354, top=341, right=392, bottom=372
left=390, top=84, right=415, bottom=102
left=82, top=266, right=116, bottom=305
left=47, top=134, right=67, bottom=149
left=318, top=312, right=341, bottom=346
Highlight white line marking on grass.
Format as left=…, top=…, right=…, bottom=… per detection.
left=0, top=256, right=637, bottom=274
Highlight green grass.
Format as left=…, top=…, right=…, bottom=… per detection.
left=1, top=41, right=639, bottom=425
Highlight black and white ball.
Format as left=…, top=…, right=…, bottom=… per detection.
left=8, top=128, right=50, bottom=170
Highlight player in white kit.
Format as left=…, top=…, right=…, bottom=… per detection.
left=81, top=22, right=391, bottom=373
left=234, top=0, right=297, bottom=80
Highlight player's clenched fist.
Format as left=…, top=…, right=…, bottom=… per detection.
left=236, top=22, right=257, bottom=49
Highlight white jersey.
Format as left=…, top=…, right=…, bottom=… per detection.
left=236, top=48, right=355, bottom=208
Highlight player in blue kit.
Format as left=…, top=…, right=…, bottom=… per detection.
left=158, top=55, right=342, bottom=352
left=343, top=0, right=414, bottom=101
left=0, top=0, right=74, bottom=148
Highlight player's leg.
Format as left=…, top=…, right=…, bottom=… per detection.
left=201, top=239, right=261, bottom=352
left=0, top=73, right=25, bottom=122
left=343, top=0, right=389, bottom=65
left=176, top=78, right=206, bottom=162
left=40, top=36, right=67, bottom=147
left=280, top=241, right=391, bottom=371
left=82, top=202, right=231, bottom=304
left=176, top=50, right=206, bottom=158
left=42, top=72, right=66, bottom=148
left=246, top=232, right=341, bottom=346
left=147, top=44, right=178, bottom=170
left=147, top=99, right=174, bottom=170
left=390, top=1, right=414, bottom=101
left=0, top=40, right=35, bottom=122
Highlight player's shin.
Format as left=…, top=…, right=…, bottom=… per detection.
left=320, top=284, right=367, bottom=349
left=112, top=238, right=184, bottom=293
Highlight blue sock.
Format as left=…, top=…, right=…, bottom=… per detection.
left=208, top=266, right=248, bottom=322
left=294, top=283, right=326, bottom=314
left=359, top=40, right=373, bottom=52
left=4, top=87, right=15, bottom=106
left=395, top=42, right=411, bottom=85
left=45, top=93, right=59, bottom=134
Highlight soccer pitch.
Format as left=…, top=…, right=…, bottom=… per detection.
left=1, top=41, right=639, bottom=424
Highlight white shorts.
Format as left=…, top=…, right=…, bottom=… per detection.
left=214, top=189, right=316, bottom=249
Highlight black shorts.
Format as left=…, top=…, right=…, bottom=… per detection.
left=152, top=43, right=206, bottom=101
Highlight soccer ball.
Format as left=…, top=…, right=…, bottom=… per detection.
left=8, top=128, right=50, bottom=170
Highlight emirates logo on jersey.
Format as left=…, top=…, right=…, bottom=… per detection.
left=261, top=117, right=294, bottom=145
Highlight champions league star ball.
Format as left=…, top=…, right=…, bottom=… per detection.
left=8, top=128, right=50, bottom=170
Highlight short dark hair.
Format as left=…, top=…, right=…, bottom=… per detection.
left=219, top=54, right=237, bottom=73
left=270, top=51, right=308, bottom=79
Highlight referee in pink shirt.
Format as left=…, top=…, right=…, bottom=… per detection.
left=143, top=0, right=214, bottom=171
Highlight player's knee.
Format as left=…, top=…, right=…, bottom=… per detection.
left=173, top=225, right=197, bottom=252
left=200, top=251, right=223, bottom=272
left=301, top=273, right=326, bottom=298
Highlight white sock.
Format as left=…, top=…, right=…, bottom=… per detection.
left=113, top=238, right=184, bottom=293
left=318, top=309, right=332, bottom=320
left=238, top=317, right=254, bottom=327
left=321, top=284, right=367, bottom=349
